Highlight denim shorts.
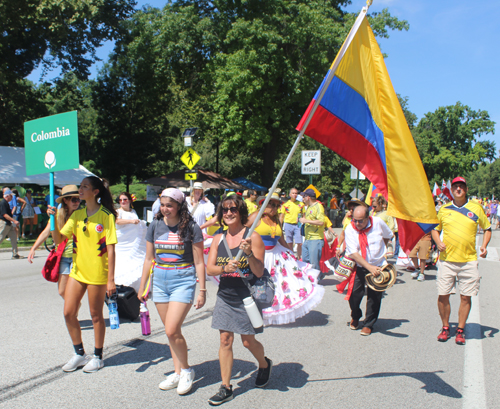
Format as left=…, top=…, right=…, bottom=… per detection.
left=59, top=257, right=73, bottom=275
left=284, top=223, right=303, bottom=245
left=152, top=264, right=197, bottom=304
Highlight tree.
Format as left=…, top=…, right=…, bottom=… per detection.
left=0, top=0, right=136, bottom=145
left=413, top=102, right=496, bottom=184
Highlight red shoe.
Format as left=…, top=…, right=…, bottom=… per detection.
left=437, top=326, right=450, bottom=342
left=456, top=328, right=466, bottom=345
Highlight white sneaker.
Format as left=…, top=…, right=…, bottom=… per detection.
left=324, top=260, right=334, bottom=272
left=82, top=355, right=104, bottom=373
left=62, top=354, right=89, bottom=372
left=411, top=271, right=419, bottom=279
left=417, top=274, right=425, bottom=282
left=177, top=369, right=195, bottom=395
left=159, top=372, right=180, bottom=390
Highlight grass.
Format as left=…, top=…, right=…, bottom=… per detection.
left=1, top=236, right=37, bottom=249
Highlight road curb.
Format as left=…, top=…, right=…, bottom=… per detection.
left=0, top=246, right=32, bottom=253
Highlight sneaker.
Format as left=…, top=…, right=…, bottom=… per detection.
left=255, top=357, right=273, bottom=388
left=208, top=384, right=234, bottom=406
left=82, top=355, right=104, bottom=373
left=456, top=328, right=466, bottom=345
left=62, top=354, right=89, bottom=372
left=411, top=271, right=419, bottom=279
left=159, top=372, right=180, bottom=391
left=417, top=274, right=425, bottom=282
left=437, top=326, right=451, bottom=342
left=177, top=368, right=195, bottom=395
left=12, top=254, right=24, bottom=260
left=324, top=260, right=334, bottom=272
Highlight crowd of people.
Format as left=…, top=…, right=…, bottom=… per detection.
left=0, top=175, right=493, bottom=405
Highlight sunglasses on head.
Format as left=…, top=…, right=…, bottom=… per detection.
left=222, top=206, right=238, bottom=214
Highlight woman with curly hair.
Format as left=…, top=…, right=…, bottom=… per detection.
left=138, top=188, right=206, bottom=395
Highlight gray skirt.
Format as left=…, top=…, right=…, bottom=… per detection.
left=212, top=294, right=263, bottom=335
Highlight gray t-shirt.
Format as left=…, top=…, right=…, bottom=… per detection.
left=146, top=219, right=203, bottom=265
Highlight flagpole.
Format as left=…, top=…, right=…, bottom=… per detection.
left=229, top=2, right=373, bottom=263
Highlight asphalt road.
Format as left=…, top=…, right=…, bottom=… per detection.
left=1, top=230, right=499, bottom=409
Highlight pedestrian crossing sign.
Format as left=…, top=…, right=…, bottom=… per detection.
left=181, top=148, right=201, bottom=170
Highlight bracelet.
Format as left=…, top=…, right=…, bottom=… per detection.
left=246, top=251, right=254, bottom=259
left=199, top=289, right=207, bottom=292
left=221, top=265, right=225, bottom=274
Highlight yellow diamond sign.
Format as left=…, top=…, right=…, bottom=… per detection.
left=304, top=184, right=321, bottom=198
left=181, top=148, right=201, bottom=170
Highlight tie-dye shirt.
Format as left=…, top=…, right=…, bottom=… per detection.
left=146, top=219, right=203, bottom=265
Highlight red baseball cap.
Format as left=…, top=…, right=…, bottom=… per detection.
left=451, top=177, right=467, bottom=186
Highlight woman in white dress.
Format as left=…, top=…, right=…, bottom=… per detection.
left=115, top=192, right=147, bottom=291
left=186, top=182, right=215, bottom=234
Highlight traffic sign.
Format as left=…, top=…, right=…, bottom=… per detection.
left=185, top=172, right=197, bottom=180
left=301, top=150, right=321, bottom=174
left=181, top=148, right=201, bottom=170
left=350, top=165, right=366, bottom=180
left=24, top=111, right=79, bottom=176
left=304, top=184, right=321, bottom=198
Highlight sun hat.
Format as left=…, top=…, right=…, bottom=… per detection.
left=56, top=185, right=79, bottom=203
left=161, top=188, right=185, bottom=203
left=3, top=189, right=13, bottom=196
left=258, top=192, right=284, bottom=206
left=346, top=198, right=368, bottom=208
left=193, top=182, right=203, bottom=190
left=365, top=263, right=397, bottom=292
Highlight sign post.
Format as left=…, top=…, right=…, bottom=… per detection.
left=24, top=111, right=79, bottom=230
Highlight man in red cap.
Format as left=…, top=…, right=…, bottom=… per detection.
left=431, top=177, right=491, bottom=345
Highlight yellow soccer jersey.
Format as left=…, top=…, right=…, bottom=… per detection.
left=373, top=210, right=395, bottom=232
left=435, top=200, right=490, bottom=262
left=304, top=202, right=325, bottom=240
left=324, top=215, right=332, bottom=228
left=282, top=200, right=304, bottom=224
left=245, top=199, right=258, bottom=215
left=60, top=206, right=117, bottom=285
left=343, top=216, right=352, bottom=230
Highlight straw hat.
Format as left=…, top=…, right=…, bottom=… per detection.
left=365, top=263, right=397, bottom=292
left=257, top=192, right=284, bottom=206
left=324, top=230, right=336, bottom=246
left=56, top=185, right=79, bottom=203
left=346, top=198, right=368, bottom=208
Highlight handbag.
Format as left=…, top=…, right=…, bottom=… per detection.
left=221, top=233, right=275, bottom=309
left=42, top=239, right=69, bottom=282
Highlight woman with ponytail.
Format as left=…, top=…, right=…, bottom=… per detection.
left=53, top=176, right=118, bottom=374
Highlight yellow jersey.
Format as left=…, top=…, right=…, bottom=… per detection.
left=244, top=199, right=258, bottom=215
left=282, top=200, right=304, bottom=224
left=435, top=200, right=490, bottom=262
left=304, top=202, right=325, bottom=240
left=60, top=206, right=117, bottom=285
left=373, top=210, right=395, bottom=232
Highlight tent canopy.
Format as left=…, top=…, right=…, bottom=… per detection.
left=232, top=177, right=268, bottom=191
left=0, top=146, right=96, bottom=185
left=144, top=168, right=245, bottom=190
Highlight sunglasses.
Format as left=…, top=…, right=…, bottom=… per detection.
left=119, top=198, right=129, bottom=202
left=83, top=217, right=88, bottom=232
left=70, top=197, right=81, bottom=203
left=267, top=202, right=280, bottom=209
left=222, top=206, right=238, bottom=214
left=352, top=218, right=367, bottom=224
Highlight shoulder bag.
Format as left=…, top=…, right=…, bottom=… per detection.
left=42, top=238, right=69, bottom=282
left=221, top=232, right=275, bottom=309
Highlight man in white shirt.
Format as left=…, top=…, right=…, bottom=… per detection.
left=345, top=204, right=393, bottom=336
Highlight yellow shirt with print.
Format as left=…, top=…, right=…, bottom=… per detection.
left=60, top=206, right=118, bottom=285
left=435, top=200, right=490, bottom=262
left=304, top=202, right=325, bottom=240
left=282, top=200, right=304, bottom=224
left=244, top=199, right=258, bottom=215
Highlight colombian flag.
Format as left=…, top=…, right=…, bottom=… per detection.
left=297, top=15, right=438, bottom=253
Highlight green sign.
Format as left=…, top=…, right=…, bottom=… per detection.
left=24, top=111, right=79, bottom=176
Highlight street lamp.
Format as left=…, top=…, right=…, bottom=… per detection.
left=182, top=127, right=198, bottom=147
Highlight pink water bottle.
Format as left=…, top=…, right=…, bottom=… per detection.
left=140, top=303, right=151, bottom=336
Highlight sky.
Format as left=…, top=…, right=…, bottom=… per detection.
left=28, top=0, right=500, bottom=152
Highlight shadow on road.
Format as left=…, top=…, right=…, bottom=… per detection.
left=374, top=318, right=410, bottom=338
left=463, top=322, right=499, bottom=339
left=308, top=370, right=461, bottom=398
left=104, top=339, right=171, bottom=372
left=274, top=310, right=330, bottom=328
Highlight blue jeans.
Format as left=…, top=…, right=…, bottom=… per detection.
left=302, top=239, right=324, bottom=270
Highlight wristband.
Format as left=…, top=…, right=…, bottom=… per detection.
left=246, top=251, right=254, bottom=259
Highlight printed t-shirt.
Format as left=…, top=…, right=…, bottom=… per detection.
left=146, top=219, right=203, bottom=265
left=304, top=202, right=325, bottom=241
left=282, top=200, right=304, bottom=224
left=490, top=203, right=498, bottom=214
left=435, top=200, right=491, bottom=262
left=0, top=199, right=12, bottom=225
left=60, top=206, right=117, bottom=285
left=244, top=199, right=258, bottom=215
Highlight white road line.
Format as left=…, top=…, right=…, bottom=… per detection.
left=462, top=295, right=487, bottom=409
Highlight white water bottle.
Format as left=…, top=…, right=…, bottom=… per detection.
left=243, top=297, right=263, bottom=329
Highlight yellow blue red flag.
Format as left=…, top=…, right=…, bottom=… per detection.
left=297, top=15, right=438, bottom=253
